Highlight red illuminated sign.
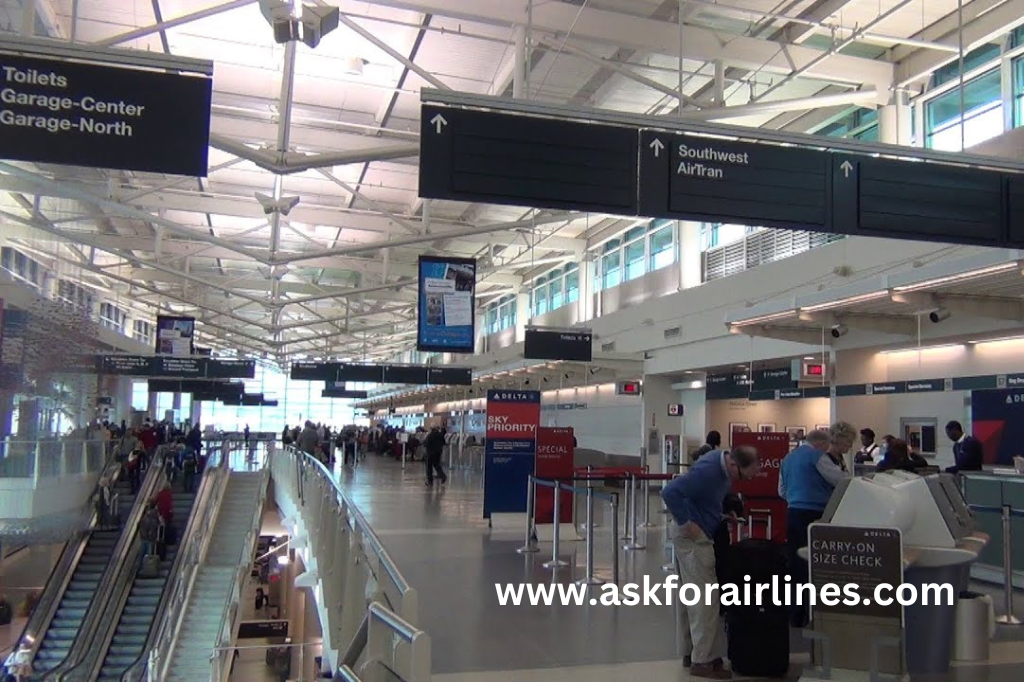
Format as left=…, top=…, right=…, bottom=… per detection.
left=805, top=363, right=825, bottom=376
left=617, top=381, right=642, bottom=395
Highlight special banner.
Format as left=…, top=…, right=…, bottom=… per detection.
left=731, top=431, right=789, bottom=543
left=483, top=389, right=540, bottom=518
left=535, top=426, right=575, bottom=524
left=417, top=255, right=476, bottom=354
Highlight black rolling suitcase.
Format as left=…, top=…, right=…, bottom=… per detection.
left=724, top=538, right=790, bottom=677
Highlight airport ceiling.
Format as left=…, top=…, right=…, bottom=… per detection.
left=0, top=0, right=1021, bottom=365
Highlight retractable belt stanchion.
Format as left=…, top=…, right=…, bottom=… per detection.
left=543, top=483, right=569, bottom=569
left=996, top=504, right=1022, bottom=625
left=576, top=483, right=603, bottom=586
left=640, top=466, right=653, bottom=528
left=622, top=473, right=633, bottom=542
left=517, top=476, right=539, bottom=554
left=624, top=474, right=646, bottom=550
left=611, top=492, right=620, bottom=584
left=400, top=442, right=406, bottom=470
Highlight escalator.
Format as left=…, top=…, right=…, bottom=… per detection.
left=94, top=485, right=198, bottom=681
left=30, top=476, right=139, bottom=677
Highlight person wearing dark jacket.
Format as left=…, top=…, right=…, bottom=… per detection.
left=877, top=438, right=929, bottom=474
left=662, top=445, right=760, bottom=679
left=424, top=427, right=448, bottom=486
left=692, top=431, right=722, bottom=461
left=944, top=421, right=984, bottom=473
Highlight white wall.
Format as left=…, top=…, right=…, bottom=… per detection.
left=832, top=342, right=1024, bottom=468
left=540, top=383, right=642, bottom=456
left=706, top=397, right=831, bottom=447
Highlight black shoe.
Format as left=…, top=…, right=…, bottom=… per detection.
left=684, top=656, right=692, bottom=668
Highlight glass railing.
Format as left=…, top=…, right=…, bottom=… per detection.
left=0, top=440, right=107, bottom=480
left=268, top=446, right=431, bottom=680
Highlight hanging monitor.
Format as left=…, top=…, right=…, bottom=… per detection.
left=417, top=255, right=477, bottom=354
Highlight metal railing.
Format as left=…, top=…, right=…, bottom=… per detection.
left=210, top=465, right=271, bottom=682
left=114, top=449, right=231, bottom=682
left=271, top=446, right=431, bottom=680
left=0, top=439, right=107, bottom=480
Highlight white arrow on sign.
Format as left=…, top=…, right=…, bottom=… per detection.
left=840, top=160, right=854, bottom=178
left=649, top=138, right=665, bottom=158
left=431, top=114, right=448, bottom=134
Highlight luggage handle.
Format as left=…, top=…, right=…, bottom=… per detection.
left=747, top=509, right=773, bottom=540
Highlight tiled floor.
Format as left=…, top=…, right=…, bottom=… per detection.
left=335, top=455, right=1024, bottom=680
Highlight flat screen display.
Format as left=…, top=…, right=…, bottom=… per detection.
left=417, top=255, right=476, bottom=354
left=155, top=315, right=195, bottom=356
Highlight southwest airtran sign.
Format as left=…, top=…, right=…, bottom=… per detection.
left=420, top=93, right=1024, bottom=249
left=674, top=143, right=750, bottom=179
left=0, top=40, right=212, bottom=176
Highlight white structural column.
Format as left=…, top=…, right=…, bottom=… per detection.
left=878, top=92, right=912, bottom=145
left=513, top=23, right=527, bottom=98
left=678, top=221, right=703, bottom=290
left=579, top=259, right=595, bottom=324
left=515, top=292, right=531, bottom=342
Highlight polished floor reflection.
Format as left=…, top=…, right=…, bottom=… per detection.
left=335, top=455, right=1024, bottom=680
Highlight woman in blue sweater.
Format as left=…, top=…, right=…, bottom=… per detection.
left=662, top=445, right=761, bottom=680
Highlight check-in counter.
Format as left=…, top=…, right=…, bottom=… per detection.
left=961, top=470, right=1024, bottom=589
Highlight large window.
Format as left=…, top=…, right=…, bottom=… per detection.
left=925, top=69, right=1003, bottom=151
left=1014, top=56, right=1024, bottom=128
left=99, top=302, right=127, bottom=333
left=485, top=295, right=517, bottom=334
left=133, top=320, right=153, bottom=345
left=700, top=223, right=757, bottom=252
left=57, top=280, right=92, bottom=311
left=817, top=108, right=878, bottom=141
left=200, top=361, right=363, bottom=431
left=591, top=221, right=679, bottom=292
left=529, top=264, right=579, bottom=317
left=1, top=247, right=43, bottom=289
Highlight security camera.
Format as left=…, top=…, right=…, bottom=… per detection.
left=929, top=308, right=951, bottom=324
left=830, top=324, right=848, bottom=338
left=588, top=367, right=599, bottom=375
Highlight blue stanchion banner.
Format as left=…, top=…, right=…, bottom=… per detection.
left=483, top=390, right=541, bottom=518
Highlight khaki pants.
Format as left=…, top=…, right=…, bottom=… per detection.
left=673, top=524, right=726, bottom=665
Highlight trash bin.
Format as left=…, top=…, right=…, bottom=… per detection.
left=953, top=591, right=992, bottom=662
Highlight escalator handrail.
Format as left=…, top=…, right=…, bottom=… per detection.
left=20, top=447, right=123, bottom=662
left=38, top=446, right=168, bottom=680
left=61, top=447, right=214, bottom=682
left=114, top=450, right=230, bottom=682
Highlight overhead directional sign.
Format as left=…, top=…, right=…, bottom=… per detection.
left=638, top=130, right=829, bottom=231
left=420, top=96, right=1024, bottom=250
left=419, top=104, right=639, bottom=214
left=831, top=154, right=1004, bottom=246
left=0, top=48, right=212, bottom=176
left=524, top=328, right=593, bottom=362
left=98, top=355, right=255, bottom=379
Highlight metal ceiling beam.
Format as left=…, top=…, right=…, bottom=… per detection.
left=337, top=13, right=452, bottom=92
left=676, top=88, right=879, bottom=122
left=94, top=0, right=258, bottom=47
left=0, top=163, right=269, bottom=265
left=368, top=0, right=893, bottom=89
left=270, top=212, right=583, bottom=265
left=894, top=0, right=1024, bottom=87
left=208, top=134, right=419, bottom=174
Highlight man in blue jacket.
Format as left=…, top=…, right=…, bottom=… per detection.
left=780, top=423, right=854, bottom=628
left=662, top=444, right=761, bottom=680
